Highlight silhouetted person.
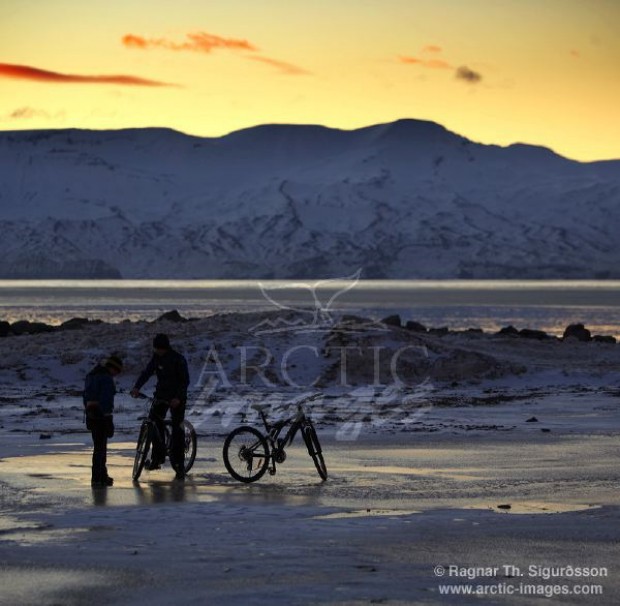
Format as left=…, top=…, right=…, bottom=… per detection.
left=84, top=355, right=123, bottom=488
left=131, top=334, right=190, bottom=480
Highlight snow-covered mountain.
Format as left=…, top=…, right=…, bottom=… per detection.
left=1, top=119, right=619, bottom=279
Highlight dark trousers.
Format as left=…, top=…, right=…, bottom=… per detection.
left=90, top=420, right=109, bottom=482
left=151, top=400, right=185, bottom=473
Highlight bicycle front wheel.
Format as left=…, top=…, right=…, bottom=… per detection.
left=302, top=421, right=327, bottom=481
left=132, top=421, right=152, bottom=481
left=182, top=420, right=197, bottom=473
left=223, top=426, right=270, bottom=483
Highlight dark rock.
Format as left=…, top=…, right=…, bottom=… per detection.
left=60, top=317, right=102, bottom=330
left=156, top=310, right=188, bottom=323
left=497, top=504, right=512, bottom=510
left=497, top=325, right=519, bottom=336
left=405, top=320, right=427, bottom=332
left=10, top=321, right=32, bottom=335
left=31, top=322, right=55, bottom=334
left=341, top=314, right=367, bottom=324
left=593, top=335, right=616, bottom=344
left=519, top=328, right=550, bottom=340
left=428, top=326, right=449, bottom=336
left=39, top=433, right=52, bottom=440
left=380, top=314, right=401, bottom=328
left=0, top=320, right=9, bottom=337
left=541, top=428, right=551, bottom=433
left=11, top=320, right=55, bottom=335
left=562, top=323, right=591, bottom=342
left=525, top=416, right=538, bottom=423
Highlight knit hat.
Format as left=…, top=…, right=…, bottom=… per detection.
left=153, top=333, right=170, bottom=350
left=104, top=355, right=124, bottom=372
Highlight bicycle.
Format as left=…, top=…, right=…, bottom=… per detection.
left=132, top=394, right=197, bottom=481
left=222, top=393, right=327, bottom=483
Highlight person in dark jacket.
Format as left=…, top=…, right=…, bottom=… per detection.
left=84, top=355, right=123, bottom=488
left=130, top=334, right=190, bottom=480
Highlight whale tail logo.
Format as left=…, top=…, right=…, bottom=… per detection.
left=250, top=269, right=382, bottom=334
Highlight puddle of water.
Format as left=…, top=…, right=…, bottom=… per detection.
left=0, top=515, right=42, bottom=532
left=0, top=567, right=108, bottom=604
left=314, top=501, right=599, bottom=521
left=336, top=463, right=482, bottom=481
left=476, top=501, right=600, bottom=515
left=0, top=526, right=90, bottom=546
left=314, top=508, right=421, bottom=520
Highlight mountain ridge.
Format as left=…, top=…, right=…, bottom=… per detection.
left=0, top=119, right=619, bottom=279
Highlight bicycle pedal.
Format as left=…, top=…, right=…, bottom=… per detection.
left=269, top=468, right=277, bottom=476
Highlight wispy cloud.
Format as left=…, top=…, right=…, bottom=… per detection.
left=246, top=55, right=311, bottom=75
left=398, top=47, right=483, bottom=84
left=1, top=106, right=66, bottom=123
left=399, top=56, right=452, bottom=70
left=0, top=62, right=173, bottom=86
left=123, top=30, right=310, bottom=76
left=122, top=32, right=257, bottom=53
left=9, top=106, right=52, bottom=119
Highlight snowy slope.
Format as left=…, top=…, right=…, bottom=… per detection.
left=0, top=119, right=619, bottom=278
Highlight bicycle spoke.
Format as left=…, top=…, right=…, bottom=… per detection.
left=223, top=427, right=270, bottom=483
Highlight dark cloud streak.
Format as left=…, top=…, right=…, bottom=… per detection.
left=455, top=65, right=482, bottom=83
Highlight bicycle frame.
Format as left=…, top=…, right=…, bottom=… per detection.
left=223, top=392, right=327, bottom=482
left=139, top=398, right=169, bottom=455
left=133, top=394, right=198, bottom=480
left=263, top=408, right=303, bottom=468
left=254, top=395, right=321, bottom=475
left=139, top=396, right=186, bottom=463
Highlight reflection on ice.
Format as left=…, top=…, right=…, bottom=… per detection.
left=91, top=481, right=214, bottom=507
left=0, top=567, right=109, bottom=605
left=488, top=501, right=601, bottom=515
left=314, top=508, right=421, bottom=519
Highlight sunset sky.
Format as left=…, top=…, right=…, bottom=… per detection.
left=1, top=0, right=619, bottom=161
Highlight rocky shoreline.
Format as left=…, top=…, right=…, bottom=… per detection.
left=1, top=308, right=617, bottom=344
left=378, top=313, right=617, bottom=344
left=1, top=308, right=619, bottom=402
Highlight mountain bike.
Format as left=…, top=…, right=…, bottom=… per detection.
left=132, top=394, right=197, bottom=481
left=222, top=393, right=327, bottom=483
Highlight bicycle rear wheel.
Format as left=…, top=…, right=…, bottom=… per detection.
left=182, top=420, right=197, bottom=473
left=302, top=421, right=327, bottom=480
left=132, top=422, right=152, bottom=481
left=164, top=421, right=197, bottom=474
left=223, top=426, right=270, bottom=483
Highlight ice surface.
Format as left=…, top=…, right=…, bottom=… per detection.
left=1, top=311, right=620, bottom=604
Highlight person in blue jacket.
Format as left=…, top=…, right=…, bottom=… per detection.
left=84, top=355, right=123, bottom=488
left=130, top=334, right=190, bottom=480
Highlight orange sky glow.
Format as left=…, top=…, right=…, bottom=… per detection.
left=1, top=0, right=619, bottom=161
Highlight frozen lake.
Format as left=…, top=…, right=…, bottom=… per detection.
left=1, top=279, right=620, bottom=337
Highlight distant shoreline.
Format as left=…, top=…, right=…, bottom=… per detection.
left=1, top=309, right=617, bottom=344
left=2, top=280, right=620, bottom=338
